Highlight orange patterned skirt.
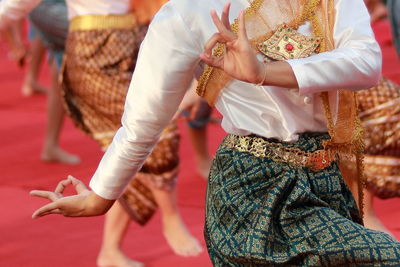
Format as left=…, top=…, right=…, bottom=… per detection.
left=357, top=78, right=400, bottom=199
left=62, top=14, right=180, bottom=225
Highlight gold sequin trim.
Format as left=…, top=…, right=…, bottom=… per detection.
left=70, top=13, right=137, bottom=32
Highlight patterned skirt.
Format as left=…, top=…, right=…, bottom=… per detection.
left=205, top=133, right=400, bottom=266
left=61, top=14, right=179, bottom=225
left=357, top=78, right=400, bottom=199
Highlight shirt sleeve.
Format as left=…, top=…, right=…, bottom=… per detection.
left=89, top=2, right=201, bottom=200
left=287, top=0, right=382, bottom=95
left=0, top=0, right=41, bottom=29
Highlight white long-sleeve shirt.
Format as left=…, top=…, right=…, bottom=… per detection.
left=0, top=0, right=131, bottom=29
left=88, top=0, right=381, bottom=199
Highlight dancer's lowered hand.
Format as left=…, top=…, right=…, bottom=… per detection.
left=30, top=175, right=115, bottom=219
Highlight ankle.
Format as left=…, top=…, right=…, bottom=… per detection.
left=162, top=212, right=183, bottom=225
left=42, top=142, right=58, bottom=152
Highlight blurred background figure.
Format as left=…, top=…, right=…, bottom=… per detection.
left=0, top=0, right=80, bottom=165
left=28, top=0, right=80, bottom=164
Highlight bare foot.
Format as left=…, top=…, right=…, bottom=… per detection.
left=21, top=81, right=48, bottom=97
left=8, top=45, right=27, bottom=67
left=97, top=249, right=144, bottom=267
left=41, top=147, right=80, bottom=165
left=197, top=157, right=213, bottom=180
left=364, top=213, right=394, bottom=236
left=163, top=214, right=203, bottom=257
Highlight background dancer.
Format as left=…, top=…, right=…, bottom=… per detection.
left=0, top=0, right=80, bottom=165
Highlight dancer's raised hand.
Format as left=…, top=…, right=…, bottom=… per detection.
left=200, top=2, right=265, bottom=84
left=30, top=175, right=114, bottom=218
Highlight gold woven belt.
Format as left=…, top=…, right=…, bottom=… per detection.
left=224, top=135, right=336, bottom=171
left=70, top=13, right=137, bottom=32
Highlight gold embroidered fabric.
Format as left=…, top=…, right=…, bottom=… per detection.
left=258, top=24, right=322, bottom=60
left=69, top=13, right=138, bottom=31
left=225, top=134, right=335, bottom=171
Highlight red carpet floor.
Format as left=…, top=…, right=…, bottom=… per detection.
left=0, top=21, right=399, bottom=267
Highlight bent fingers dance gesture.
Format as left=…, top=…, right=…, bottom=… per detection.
left=30, top=176, right=114, bottom=218
left=200, top=2, right=298, bottom=88
left=200, top=3, right=265, bottom=84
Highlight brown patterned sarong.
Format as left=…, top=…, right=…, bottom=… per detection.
left=357, top=78, right=400, bottom=199
left=61, top=14, right=179, bottom=225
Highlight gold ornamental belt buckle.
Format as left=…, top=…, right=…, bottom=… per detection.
left=305, top=150, right=334, bottom=171
left=257, top=24, right=322, bottom=60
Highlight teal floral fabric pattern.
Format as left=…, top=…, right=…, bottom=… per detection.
left=205, top=133, right=400, bottom=266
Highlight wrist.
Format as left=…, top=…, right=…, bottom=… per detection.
left=255, top=60, right=268, bottom=85
left=84, top=191, right=115, bottom=216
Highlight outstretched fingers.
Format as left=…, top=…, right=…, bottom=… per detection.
left=221, top=2, right=232, bottom=30
left=210, top=9, right=235, bottom=42
left=32, top=202, right=62, bottom=219
left=237, top=10, right=248, bottom=41
left=30, top=190, right=60, bottom=202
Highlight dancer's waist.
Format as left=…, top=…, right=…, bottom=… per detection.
left=223, top=133, right=336, bottom=171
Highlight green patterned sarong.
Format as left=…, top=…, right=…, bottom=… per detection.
left=205, top=133, right=400, bottom=266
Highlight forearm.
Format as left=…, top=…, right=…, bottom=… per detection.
left=257, top=60, right=298, bottom=88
